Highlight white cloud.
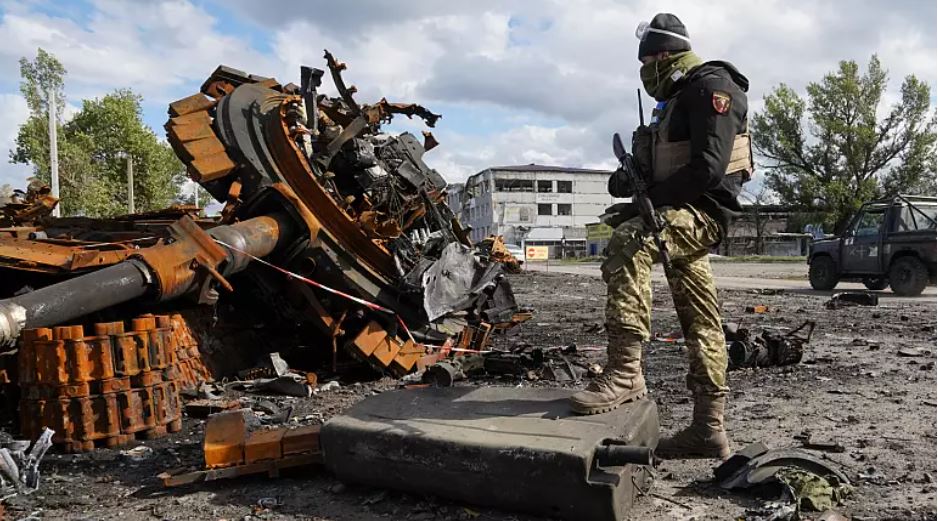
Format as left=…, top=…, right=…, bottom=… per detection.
left=0, top=0, right=273, bottom=100
left=258, top=0, right=935, bottom=182
left=0, top=93, right=32, bottom=188
left=0, top=0, right=933, bottom=191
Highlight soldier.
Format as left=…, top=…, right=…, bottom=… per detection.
left=569, top=13, right=752, bottom=460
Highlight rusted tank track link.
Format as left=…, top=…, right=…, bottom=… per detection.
left=19, top=314, right=212, bottom=452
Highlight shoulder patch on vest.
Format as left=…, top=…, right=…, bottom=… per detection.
left=712, top=91, right=731, bottom=114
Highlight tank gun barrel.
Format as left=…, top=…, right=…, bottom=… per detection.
left=0, top=213, right=294, bottom=344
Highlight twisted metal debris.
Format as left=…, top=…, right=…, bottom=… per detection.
left=0, top=51, right=527, bottom=376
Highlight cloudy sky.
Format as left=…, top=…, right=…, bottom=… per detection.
left=0, top=0, right=934, bottom=192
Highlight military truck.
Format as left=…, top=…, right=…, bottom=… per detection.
left=808, top=195, right=937, bottom=296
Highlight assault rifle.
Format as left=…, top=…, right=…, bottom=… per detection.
left=611, top=89, right=674, bottom=274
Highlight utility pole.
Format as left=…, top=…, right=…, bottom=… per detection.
left=194, top=184, right=199, bottom=209
left=48, top=88, right=60, bottom=217
left=126, top=155, right=134, bottom=214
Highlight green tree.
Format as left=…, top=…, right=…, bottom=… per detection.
left=18, top=48, right=65, bottom=121
left=10, top=49, right=185, bottom=216
left=66, top=90, right=185, bottom=215
left=10, top=49, right=65, bottom=190
left=752, top=55, right=936, bottom=231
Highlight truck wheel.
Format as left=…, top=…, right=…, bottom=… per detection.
left=889, top=257, right=928, bottom=296
left=809, top=256, right=839, bottom=290
left=862, top=277, right=889, bottom=290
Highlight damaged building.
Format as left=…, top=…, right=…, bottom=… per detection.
left=447, top=164, right=623, bottom=257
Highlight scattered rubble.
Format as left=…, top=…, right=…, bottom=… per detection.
left=0, top=428, right=53, bottom=498
left=0, top=180, right=57, bottom=228
left=725, top=320, right=815, bottom=370
left=231, top=352, right=315, bottom=397
left=159, top=409, right=321, bottom=487
left=0, top=269, right=928, bottom=520
left=118, top=445, right=154, bottom=462
left=418, top=344, right=601, bottom=386
left=477, top=235, right=523, bottom=274
left=184, top=398, right=240, bottom=418
left=717, top=442, right=853, bottom=517
left=793, top=431, right=846, bottom=453
left=825, top=291, right=879, bottom=309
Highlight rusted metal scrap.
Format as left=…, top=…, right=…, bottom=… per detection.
left=724, top=320, right=816, bottom=370
left=161, top=51, right=526, bottom=374
left=479, top=235, right=523, bottom=274
left=0, top=51, right=526, bottom=378
left=0, top=181, right=58, bottom=228
left=159, top=410, right=322, bottom=487
left=0, top=205, right=212, bottom=274
left=0, top=427, right=54, bottom=496
left=0, top=213, right=293, bottom=347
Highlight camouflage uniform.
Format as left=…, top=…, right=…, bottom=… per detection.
left=569, top=11, right=749, bottom=459
left=602, top=205, right=727, bottom=395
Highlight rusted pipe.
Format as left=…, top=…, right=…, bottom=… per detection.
left=209, top=214, right=289, bottom=275
left=0, top=213, right=295, bottom=345
left=0, top=260, right=151, bottom=345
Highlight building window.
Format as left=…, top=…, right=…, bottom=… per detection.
left=537, top=180, right=553, bottom=193
left=538, top=204, right=552, bottom=216
left=557, top=181, right=572, bottom=193
left=519, top=207, right=533, bottom=222
left=557, top=204, right=572, bottom=216
left=495, top=179, right=534, bottom=192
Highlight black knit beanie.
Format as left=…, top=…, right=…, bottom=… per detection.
left=637, top=13, right=691, bottom=60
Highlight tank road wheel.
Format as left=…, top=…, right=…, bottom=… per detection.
left=889, top=257, right=928, bottom=297
left=809, top=256, right=839, bottom=291
left=862, top=277, right=889, bottom=291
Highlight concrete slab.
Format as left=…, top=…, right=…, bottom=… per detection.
left=321, top=386, right=659, bottom=521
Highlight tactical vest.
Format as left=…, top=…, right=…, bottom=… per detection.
left=632, top=94, right=753, bottom=183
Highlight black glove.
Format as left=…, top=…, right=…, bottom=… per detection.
left=600, top=202, right=639, bottom=229
left=607, top=168, right=634, bottom=198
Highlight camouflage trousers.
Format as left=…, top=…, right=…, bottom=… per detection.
left=601, top=204, right=728, bottom=396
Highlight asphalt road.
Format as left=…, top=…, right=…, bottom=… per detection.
left=525, top=260, right=938, bottom=304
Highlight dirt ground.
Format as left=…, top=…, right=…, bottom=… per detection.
left=3, top=266, right=936, bottom=521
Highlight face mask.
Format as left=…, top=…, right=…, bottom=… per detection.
left=639, top=51, right=702, bottom=100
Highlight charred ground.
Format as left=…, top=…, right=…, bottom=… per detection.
left=3, top=269, right=935, bottom=521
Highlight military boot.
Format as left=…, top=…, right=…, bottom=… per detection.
left=569, top=335, right=646, bottom=415
left=656, top=394, right=731, bottom=459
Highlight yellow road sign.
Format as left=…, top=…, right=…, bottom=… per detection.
left=525, top=246, right=549, bottom=260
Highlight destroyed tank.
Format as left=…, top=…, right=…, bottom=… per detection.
left=0, top=52, right=526, bottom=375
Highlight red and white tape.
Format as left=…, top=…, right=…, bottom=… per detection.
left=213, top=238, right=416, bottom=343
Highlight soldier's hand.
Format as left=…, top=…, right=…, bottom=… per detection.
left=608, top=168, right=634, bottom=198
left=600, top=202, right=640, bottom=228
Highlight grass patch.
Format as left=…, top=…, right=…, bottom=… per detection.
left=710, top=255, right=807, bottom=263
left=555, top=256, right=604, bottom=264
